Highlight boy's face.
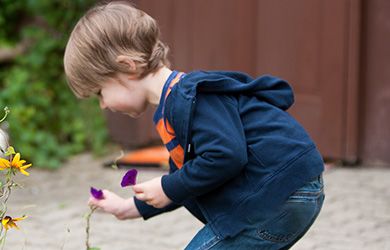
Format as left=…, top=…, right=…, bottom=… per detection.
left=97, top=73, right=148, bottom=118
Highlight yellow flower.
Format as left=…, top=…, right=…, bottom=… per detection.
left=0, top=153, right=32, bottom=176
left=1, top=215, right=27, bottom=230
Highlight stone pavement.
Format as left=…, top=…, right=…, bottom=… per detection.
left=4, top=154, right=390, bottom=249
left=293, top=166, right=390, bottom=250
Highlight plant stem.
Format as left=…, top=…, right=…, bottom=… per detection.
left=0, top=230, right=7, bottom=250
left=0, top=179, right=12, bottom=237
left=86, top=206, right=97, bottom=250
left=0, top=107, right=10, bottom=124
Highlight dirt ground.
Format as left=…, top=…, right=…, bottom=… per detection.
left=4, top=153, right=202, bottom=250
left=4, top=153, right=390, bottom=250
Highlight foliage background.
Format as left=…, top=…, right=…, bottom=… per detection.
left=0, top=0, right=108, bottom=169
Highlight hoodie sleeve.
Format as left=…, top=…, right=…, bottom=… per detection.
left=161, top=93, right=248, bottom=203
left=133, top=197, right=181, bottom=220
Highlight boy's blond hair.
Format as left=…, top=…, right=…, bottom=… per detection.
left=64, top=1, right=170, bottom=98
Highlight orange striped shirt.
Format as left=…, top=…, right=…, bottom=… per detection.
left=153, top=71, right=186, bottom=169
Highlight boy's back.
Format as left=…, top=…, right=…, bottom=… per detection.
left=159, top=70, right=324, bottom=238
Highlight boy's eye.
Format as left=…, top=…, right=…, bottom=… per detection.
left=96, top=90, right=102, bottom=97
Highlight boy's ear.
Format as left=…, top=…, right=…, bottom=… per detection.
left=116, top=55, right=137, bottom=72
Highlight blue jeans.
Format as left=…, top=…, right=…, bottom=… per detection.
left=185, top=175, right=324, bottom=250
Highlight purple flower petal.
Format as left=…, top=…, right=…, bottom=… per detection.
left=90, top=187, right=104, bottom=200
left=121, top=169, right=138, bottom=187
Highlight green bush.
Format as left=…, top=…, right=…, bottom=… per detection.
left=0, top=0, right=108, bottom=169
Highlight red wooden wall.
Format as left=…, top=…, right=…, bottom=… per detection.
left=106, top=0, right=390, bottom=166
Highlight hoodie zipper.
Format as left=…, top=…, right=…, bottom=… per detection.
left=184, top=97, right=197, bottom=162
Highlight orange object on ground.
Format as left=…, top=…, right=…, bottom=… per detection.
left=110, top=146, right=170, bottom=168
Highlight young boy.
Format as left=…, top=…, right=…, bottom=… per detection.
left=64, top=1, right=324, bottom=249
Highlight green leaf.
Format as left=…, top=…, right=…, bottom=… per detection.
left=5, top=146, right=15, bottom=156
left=0, top=0, right=107, bottom=169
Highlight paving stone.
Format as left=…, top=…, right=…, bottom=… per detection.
left=3, top=154, right=390, bottom=249
left=294, top=167, right=390, bottom=250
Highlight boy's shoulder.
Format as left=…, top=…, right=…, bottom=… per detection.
left=176, top=70, right=252, bottom=96
left=182, top=70, right=253, bottom=86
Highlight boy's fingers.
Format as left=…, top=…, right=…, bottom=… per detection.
left=88, top=189, right=112, bottom=206
left=88, top=197, right=96, bottom=205
left=146, top=200, right=155, bottom=207
left=88, top=197, right=101, bottom=206
left=102, top=189, right=111, bottom=195
left=132, top=185, right=144, bottom=193
left=88, top=201, right=98, bottom=208
left=88, top=195, right=108, bottom=207
left=135, top=192, right=147, bottom=201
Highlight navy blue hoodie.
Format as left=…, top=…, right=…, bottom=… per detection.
left=134, top=70, right=324, bottom=238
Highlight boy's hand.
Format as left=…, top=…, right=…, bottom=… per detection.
left=132, top=176, right=172, bottom=208
left=88, top=190, right=141, bottom=220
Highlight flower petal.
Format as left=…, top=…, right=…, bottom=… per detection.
left=0, top=158, right=11, bottom=168
left=13, top=216, right=27, bottom=221
left=20, top=163, right=32, bottom=170
left=2, top=217, right=10, bottom=227
left=9, top=221, right=19, bottom=229
left=19, top=168, right=30, bottom=176
left=121, top=169, right=138, bottom=187
left=11, top=153, right=20, bottom=166
left=90, top=187, right=104, bottom=200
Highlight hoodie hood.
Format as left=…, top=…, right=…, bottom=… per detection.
left=178, top=71, right=294, bottom=110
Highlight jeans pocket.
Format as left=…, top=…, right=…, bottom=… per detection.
left=257, top=177, right=324, bottom=243
left=257, top=210, right=298, bottom=243
left=185, top=225, right=222, bottom=250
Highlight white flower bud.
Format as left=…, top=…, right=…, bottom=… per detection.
left=0, top=128, right=9, bottom=158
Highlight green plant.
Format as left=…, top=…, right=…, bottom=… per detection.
left=0, top=108, right=31, bottom=249
left=0, top=1, right=108, bottom=168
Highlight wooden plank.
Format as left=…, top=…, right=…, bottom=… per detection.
left=255, top=0, right=353, bottom=159
left=360, top=0, right=390, bottom=165
left=187, top=0, right=257, bottom=72
left=344, top=0, right=361, bottom=163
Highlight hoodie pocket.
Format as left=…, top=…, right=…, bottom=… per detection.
left=248, top=138, right=309, bottom=169
left=248, top=142, right=290, bottom=168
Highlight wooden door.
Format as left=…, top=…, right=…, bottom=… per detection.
left=253, top=0, right=361, bottom=160
left=112, top=0, right=361, bottom=161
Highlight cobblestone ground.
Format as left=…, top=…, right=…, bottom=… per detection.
left=4, top=154, right=390, bottom=250
left=293, top=166, right=390, bottom=250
